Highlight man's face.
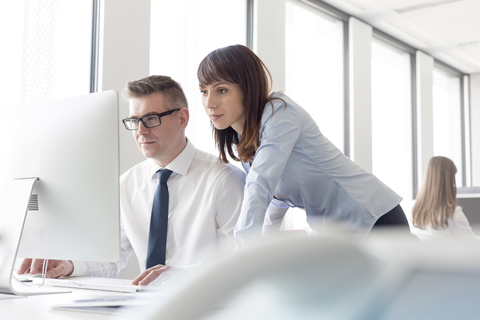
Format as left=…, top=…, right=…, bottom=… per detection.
left=128, top=93, right=188, bottom=166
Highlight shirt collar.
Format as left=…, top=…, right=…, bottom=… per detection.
left=148, top=138, right=195, bottom=178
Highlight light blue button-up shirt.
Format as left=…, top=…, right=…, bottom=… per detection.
left=234, top=93, right=402, bottom=245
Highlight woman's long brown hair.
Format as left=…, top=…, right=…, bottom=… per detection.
left=198, top=45, right=277, bottom=163
left=412, top=156, right=457, bottom=229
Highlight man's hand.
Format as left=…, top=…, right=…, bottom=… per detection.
left=17, top=258, right=74, bottom=278
left=132, top=264, right=172, bottom=286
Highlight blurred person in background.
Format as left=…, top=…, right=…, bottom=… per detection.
left=410, top=156, right=477, bottom=242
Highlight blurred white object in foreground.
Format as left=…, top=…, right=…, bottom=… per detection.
left=139, top=226, right=480, bottom=320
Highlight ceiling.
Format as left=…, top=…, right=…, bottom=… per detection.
left=320, top=0, right=480, bottom=74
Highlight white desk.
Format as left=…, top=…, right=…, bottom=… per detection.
left=0, top=284, right=168, bottom=319
left=1, top=290, right=119, bottom=319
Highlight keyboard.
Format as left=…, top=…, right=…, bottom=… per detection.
left=31, top=277, right=145, bottom=293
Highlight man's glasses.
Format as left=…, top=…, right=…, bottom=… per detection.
left=122, top=109, right=180, bottom=130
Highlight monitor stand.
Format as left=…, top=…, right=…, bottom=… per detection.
left=0, top=178, right=70, bottom=296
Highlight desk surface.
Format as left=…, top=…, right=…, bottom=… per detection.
left=0, top=290, right=119, bottom=319
left=0, top=283, right=168, bottom=320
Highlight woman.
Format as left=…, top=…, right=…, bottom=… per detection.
left=410, top=156, right=476, bottom=241
left=198, top=44, right=409, bottom=246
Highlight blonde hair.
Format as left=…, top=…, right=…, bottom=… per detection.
left=412, top=156, right=457, bottom=229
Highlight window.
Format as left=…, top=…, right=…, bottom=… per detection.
left=371, top=38, right=413, bottom=201
left=285, top=0, right=345, bottom=152
left=281, top=0, right=344, bottom=232
left=1, top=0, right=93, bottom=109
left=433, top=67, right=463, bottom=185
left=150, top=0, right=247, bottom=157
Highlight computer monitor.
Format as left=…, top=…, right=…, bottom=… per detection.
left=0, top=90, right=120, bottom=294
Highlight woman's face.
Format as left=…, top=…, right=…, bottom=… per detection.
left=200, top=81, right=246, bottom=135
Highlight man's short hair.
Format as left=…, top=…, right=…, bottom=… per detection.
left=122, top=75, right=188, bottom=110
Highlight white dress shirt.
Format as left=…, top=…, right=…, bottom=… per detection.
left=408, top=206, right=477, bottom=242
left=72, top=139, right=245, bottom=277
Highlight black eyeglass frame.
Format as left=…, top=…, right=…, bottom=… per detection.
left=122, top=108, right=181, bottom=130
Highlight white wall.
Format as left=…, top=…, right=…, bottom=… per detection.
left=99, top=0, right=151, bottom=176
left=99, top=0, right=151, bottom=279
left=254, top=0, right=286, bottom=92
left=349, top=17, right=373, bottom=172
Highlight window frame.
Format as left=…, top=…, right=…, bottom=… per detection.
left=90, top=0, right=101, bottom=93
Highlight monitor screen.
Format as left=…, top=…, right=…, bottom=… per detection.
left=0, top=90, right=120, bottom=263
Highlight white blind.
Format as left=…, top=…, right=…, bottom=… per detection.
left=3, top=0, right=92, bottom=107
left=21, top=0, right=59, bottom=104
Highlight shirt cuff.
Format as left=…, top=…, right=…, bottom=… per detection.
left=70, top=261, right=87, bottom=277
left=271, top=198, right=289, bottom=208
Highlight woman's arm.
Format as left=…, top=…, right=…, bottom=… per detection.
left=262, top=198, right=290, bottom=236
left=234, top=104, right=301, bottom=246
left=214, top=168, right=247, bottom=255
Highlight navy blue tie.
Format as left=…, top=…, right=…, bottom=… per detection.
left=146, top=169, right=173, bottom=269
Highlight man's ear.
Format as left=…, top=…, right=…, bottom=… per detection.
left=178, top=108, right=189, bottom=129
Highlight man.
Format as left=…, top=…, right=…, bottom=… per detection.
left=18, top=75, right=246, bottom=285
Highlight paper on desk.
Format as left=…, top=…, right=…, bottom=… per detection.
left=52, top=291, right=168, bottom=316
left=53, top=291, right=162, bottom=308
